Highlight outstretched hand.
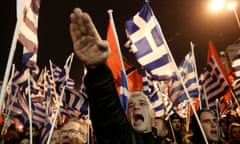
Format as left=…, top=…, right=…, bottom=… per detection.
left=70, top=8, right=110, bottom=67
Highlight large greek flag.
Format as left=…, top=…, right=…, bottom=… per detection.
left=125, top=2, right=174, bottom=80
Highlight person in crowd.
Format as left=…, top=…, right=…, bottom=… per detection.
left=69, top=7, right=166, bottom=144
left=20, top=138, right=30, bottom=144
left=226, top=110, right=237, bottom=126
left=169, top=113, right=184, bottom=144
left=51, top=115, right=67, bottom=144
left=51, top=125, right=62, bottom=144
left=152, top=117, right=174, bottom=144
left=183, top=109, right=226, bottom=144
left=3, top=124, right=22, bottom=144
left=219, top=115, right=229, bottom=140
left=20, top=122, right=40, bottom=144
left=59, top=118, right=88, bottom=144
left=227, top=122, right=240, bottom=144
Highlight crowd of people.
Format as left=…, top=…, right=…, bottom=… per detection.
left=0, top=7, right=240, bottom=144
left=0, top=107, right=240, bottom=144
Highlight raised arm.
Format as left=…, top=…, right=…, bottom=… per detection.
left=69, top=8, right=135, bottom=144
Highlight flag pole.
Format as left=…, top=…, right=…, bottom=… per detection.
left=203, top=87, right=210, bottom=109
left=87, top=106, right=90, bottom=144
left=215, top=99, right=221, bottom=138
left=27, top=71, right=33, bottom=144
left=168, top=119, right=177, bottom=143
left=0, top=7, right=25, bottom=110
left=46, top=53, right=74, bottom=144
left=149, top=3, right=208, bottom=143
left=1, top=65, right=18, bottom=136
left=190, top=42, right=202, bottom=110
left=107, top=9, right=127, bottom=79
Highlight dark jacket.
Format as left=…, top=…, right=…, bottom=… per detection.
left=85, top=65, right=161, bottom=144
left=182, top=133, right=227, bottom=144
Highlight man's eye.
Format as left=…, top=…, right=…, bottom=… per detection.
left=128, top=104, right=133, bottom=108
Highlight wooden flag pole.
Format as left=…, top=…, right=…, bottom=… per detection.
left=0, top=7, right=25, bottom=110
left=27, top=71, right=33, bottom=144
left=46, top=53, right=74, bottom=144
left=150, top=4, right=209, bottom=143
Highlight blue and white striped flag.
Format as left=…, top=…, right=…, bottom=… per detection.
left=142, top=68, right=173, bottom=118
left=39, top=122, right=52, bottom=144
left=231, top=51, right=240, bottom=100
left=199, top=56, right=229, bottom=110
left=62, top=88, right=88, bottom=115
left=125, top=2, right=174, bottom=80
left=169, top=51, right=199, bottom=105
left=232, top=51, right=240, bottom=79
left=119, top=70, right=129, bottom=112
left=50, top=60, right=75, bottom=89
left=169, top=51, right=199, bottom=118
left=17, top=0, right=41, bottom=63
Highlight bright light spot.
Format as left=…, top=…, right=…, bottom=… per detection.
left=227, top=1, right=236, bottom=10
left=17, top=124, right=24, bottom=132
left=210, top=0, right=225, bottom=11
left=18, top=124, right=23, bottom=129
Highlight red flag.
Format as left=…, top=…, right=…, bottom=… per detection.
left=127, top=69, right=143, bottom=92
left=106, top=19, right=122, bottom=87
left=208, top=40, right=229, bottom=80
left=106, top=11, right=143, bottom=94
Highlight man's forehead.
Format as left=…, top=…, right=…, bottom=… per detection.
left=62, top=121, right=80, bottom=130
left=200, top=111, right=216, bottom=120
left=128, top=96, right=147, bottom=103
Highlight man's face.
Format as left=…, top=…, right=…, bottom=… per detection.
left=231, top=126, right=240, bottom=141
left=127, top=95, right=152, bottom=133
left=25, top=127, right=38, bottom=137
left=60, top=121, right=87, bottom=144
left=200, top=111, right=219, bottom=143
left=153, top=118, right=168, bottom=137
left=171, top=119, right=182, bottom=132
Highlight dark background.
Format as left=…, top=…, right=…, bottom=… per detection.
left=1, top=0, right=240, bottom=88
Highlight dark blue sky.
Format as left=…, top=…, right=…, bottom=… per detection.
left=1, top=0, right=240, bottom=87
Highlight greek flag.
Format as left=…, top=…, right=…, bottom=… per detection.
left=231, top=51, right=240, bottom=99
left=17, top=0, right=41, bottom=63
left=199, top=56, right=229, bottom=110
left=142, top=68, right=173, bottom=118
left=125, top=2, right=174, bottom=80
left=169, top=51, right=199, bottom=106
left=119, top=70, right=129, bottom=112
left=232, top=51, right=240, bottom=78
left=169, top=51, right=200, bottom=118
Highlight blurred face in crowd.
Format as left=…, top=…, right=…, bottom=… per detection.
left=60, top=120, right=87, bottom=144
left=230, top=124, right=240, bottom=142
left=4, top=129, right=21, bottom=143
left=25, top=126, right=39, bottom=137
left=152, top=117, right=168, bottom=137
left=171, top=119, right=182, bottom=132
left=20, top=138, right=30, bottom=144
left=51, top=129, right=61, bottom=144
left=127, top=92, right=153, bottom=133
left=200, top=111, right=219, bottom=143
left=219, top=119, right=228, bottom=134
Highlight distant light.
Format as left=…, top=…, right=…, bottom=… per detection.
left=227, top=1, right=236, bottom=10
left=210, top=0, right=225, bottom=11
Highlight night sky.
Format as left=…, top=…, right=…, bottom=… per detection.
left=1, top=0, right=240, bottom=88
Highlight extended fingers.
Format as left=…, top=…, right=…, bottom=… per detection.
left=70, top=22, right=81, bottom=43
left=72, top=8, right=101, bottom=39
left=82, top=13, right=101, bottom=40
